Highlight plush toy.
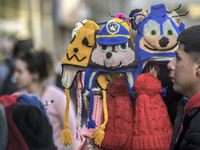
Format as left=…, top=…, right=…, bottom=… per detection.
left=84, top=19, right=137, bottom=146
left=60, top=19, right=99, bottom=147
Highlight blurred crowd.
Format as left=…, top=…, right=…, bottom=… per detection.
left=0, top=38, right=79, bottom=150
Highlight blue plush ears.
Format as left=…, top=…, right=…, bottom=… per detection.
left=133, top=3, right=185, bottom=33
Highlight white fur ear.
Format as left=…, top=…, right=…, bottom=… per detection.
left=61, top=65, right=81, bottom=88
left=133, top=13, right=146, bottom=27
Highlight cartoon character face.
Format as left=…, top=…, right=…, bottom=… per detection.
left=61, top=20, right=99, bottom=89
left=62, top=20, right=99, bottom=67
left=87, top=20, right=137, bottom=71
left=139, top=19, right=178, bottom=53
left=89, top=39, right=137, bottom=70
left=133, top=3, right=185, bottom=61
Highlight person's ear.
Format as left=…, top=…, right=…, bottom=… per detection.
left=195, top=59, right=200, bottom=77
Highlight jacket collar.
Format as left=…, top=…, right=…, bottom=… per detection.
left=184, top=92, right=200, bottom=114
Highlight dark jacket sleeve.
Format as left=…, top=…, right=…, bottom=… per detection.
left=178, top=108, right=200, bottom=150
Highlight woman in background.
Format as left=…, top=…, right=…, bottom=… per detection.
left=13, top=49, right=79, bottom=150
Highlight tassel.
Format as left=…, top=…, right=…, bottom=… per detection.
left=86, top=118, right=97, bottom=128
left=91, top=126, right=105, bottom=146
left=86, top=90, right=97, bottom=129
left=60, top=88, right=73, bottom=146
left=91, top=89, right=108, bottom=147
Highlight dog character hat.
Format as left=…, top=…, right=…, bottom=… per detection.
left=84, top=20, right=137, bottom=147
left=61, top=19, right=99, bottom=147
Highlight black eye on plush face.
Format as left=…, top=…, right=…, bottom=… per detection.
left=150, top=30, right=157, bottom=35
left=101, top=45, right=108, bottom=51
left=167, top=29, right=173, bottom=35
left=70, top=35, right=76, bottom=43
left=119, top=43, right=127, bottom=51
left=82, top=37, right=93, bottom=47
left=82, top=37, right=89, bottom=46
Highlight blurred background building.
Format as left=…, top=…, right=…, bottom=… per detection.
left=0, top=0, right=200, bottom=64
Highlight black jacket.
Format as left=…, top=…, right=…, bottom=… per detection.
left=171, top=93, right=200, bottom=150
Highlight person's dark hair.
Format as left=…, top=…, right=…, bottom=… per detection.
left=13, top=38, right=33, bottom=58
left=17, top=49, right=54, bottom=81
left=177, top=25, right=200, bottom=54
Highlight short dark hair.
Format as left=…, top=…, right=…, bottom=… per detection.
left=13, top=38, right=33, bottom=58
left=17, top=49, right=54, bottom=81
left=177, top=25, right=200, bottom=54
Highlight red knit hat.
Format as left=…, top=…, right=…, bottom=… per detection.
left=132, top=73, right=173, bottom=150
left=100, top=76, right=135, bottom=149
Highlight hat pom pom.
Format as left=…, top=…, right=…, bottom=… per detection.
left=86, top=119, right=97, bottom=129
left=91, top=126, right=105, bottom=147
left=60, top=127, right=73, bottom=146
left=161, top=86, right=167, bottom=97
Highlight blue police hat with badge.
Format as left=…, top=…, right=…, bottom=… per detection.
left=96, top=20, right=131, bottom=45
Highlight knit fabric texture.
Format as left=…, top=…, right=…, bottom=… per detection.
left=84, top=19, right=138, bottom=129
left=77, top=95, right=103, bottom=150
left=132, top=3, right=185, bottom=77
left=100, top=76, right=135, bottom=149
left=61, top=20, right=99, bottom=147
left=62, top=20, right=99, bottom=68
left=132, top=73, right=173, bottom=150
left=12, top=104, right=57, bottom=150
left=0, top=103, right=8, bottom=150
left=96, top=20, right=130, bottom=45
left=111, top=13, right=131, bottom=31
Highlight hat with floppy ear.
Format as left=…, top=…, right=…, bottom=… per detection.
left=132, top=3, right=185, bottom=76
left=60, top=19, right=99, bottom=147
left=84, top=19, right=138, bottom=147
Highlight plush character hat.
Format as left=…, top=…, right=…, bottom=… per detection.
left=61, top=20, right=99, bottom=147
left=84, top=19, right=138, bottom=147
left=132, top=3, right=185, bottom=76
